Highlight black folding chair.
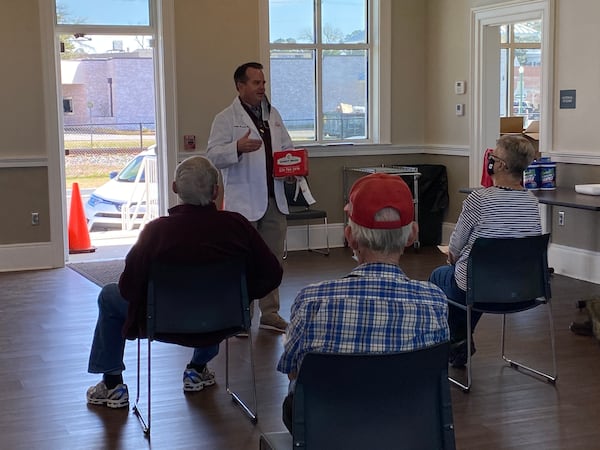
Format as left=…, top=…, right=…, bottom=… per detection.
left=283, top=179, right=329, bottom=259
left=448, top=234, right=557, bottom=392
left=133, top=259, right=257, bottom=435
left=260, top=343, right=455, bottom=450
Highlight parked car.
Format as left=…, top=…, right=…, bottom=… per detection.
left=85, top=145, right=157, bottom=231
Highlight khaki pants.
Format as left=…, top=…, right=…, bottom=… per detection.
left=251, top=197, right=286, bottom=319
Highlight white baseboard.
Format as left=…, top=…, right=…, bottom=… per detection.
left=4, top=224, right=600, bottom=285
left=0, top=242, right=63, bottom=272
left=286, top=223, right=346, bottom=252
left=548, top=243, right=600, bottom=284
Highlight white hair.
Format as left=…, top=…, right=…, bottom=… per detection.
left=348, top=207, right=413, bottom=254
left=174, top=156, right=218, bottom=206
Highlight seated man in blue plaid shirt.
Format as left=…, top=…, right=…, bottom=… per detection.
left=277, top=173, right=450, bottom=432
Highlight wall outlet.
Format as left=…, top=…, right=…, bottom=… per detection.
left=558, top=211, right=565, bottom=226
left=31, top=212, right=40, bottom=226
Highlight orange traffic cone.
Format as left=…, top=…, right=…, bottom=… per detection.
left=68, top=182, right=96, bottom=254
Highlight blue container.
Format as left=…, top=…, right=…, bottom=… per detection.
left=523, top=160, right=540, bottom=190
left=539, top=157, right=556, bottom=190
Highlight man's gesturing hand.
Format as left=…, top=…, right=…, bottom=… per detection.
left=237, top=129, right=263, bottom=154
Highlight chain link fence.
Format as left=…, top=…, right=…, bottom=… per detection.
left=64, top=123, right=155, bottom=186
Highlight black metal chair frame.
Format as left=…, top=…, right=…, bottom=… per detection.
left=132, top=259, right=258, bottom=435
left=283, top=180, right=329, bottom=259
left=448, top=234, right=557, bottom=392
left=260, top=343, right=455, bottom=450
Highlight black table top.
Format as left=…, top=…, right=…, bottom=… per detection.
left=459, top=187, right=600, bottom=211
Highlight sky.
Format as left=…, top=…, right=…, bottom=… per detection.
left=269, top=0, right=366, bottom=42
left=58, top=0, right=366, bottom=48
left=57, top=0, right=150, bottom=27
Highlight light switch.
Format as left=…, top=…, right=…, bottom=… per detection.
left=455, top=103, right=465, bottom=116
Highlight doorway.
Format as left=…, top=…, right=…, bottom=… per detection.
left=470, top=0, right=554, bottom=185
left=53, top=1, right=171, bottom=262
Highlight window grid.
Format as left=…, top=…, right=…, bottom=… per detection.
left=268, top=0, right=371, bottom=144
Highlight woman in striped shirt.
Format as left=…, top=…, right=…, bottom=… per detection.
left=430, top=134, right=541, bottom=367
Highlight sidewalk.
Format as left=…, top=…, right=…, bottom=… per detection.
left=67, top=229, right=138, bottom=263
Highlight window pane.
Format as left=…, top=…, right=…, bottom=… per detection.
left=269, top=0, right=314, bottom=44
left=57, top=0, right=150, bottom=26
left=514, top=49, right=541, bottom=125
left=322, top=50, right=367, bottom=140
left=321, top=0, right=366, bottom=43
left=61, top=34, right=152, bottom=56
left=500, top=25, right=508, bottom=44
left=499, top=48, right=509, bottom=117
left=270, top=50, right=316, bottom=141
left=513, top=20, right=541, bottom=44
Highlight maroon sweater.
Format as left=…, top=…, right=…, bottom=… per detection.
left=119, top=203, right=282, bottom=344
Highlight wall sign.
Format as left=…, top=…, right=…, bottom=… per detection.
left=559, top=90, right=576, bottom=109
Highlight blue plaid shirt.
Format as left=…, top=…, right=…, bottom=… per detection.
left=277, top=263, right=450, bottom=375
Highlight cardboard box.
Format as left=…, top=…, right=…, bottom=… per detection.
left=500, top=117, right=540, bottom=159
left=523, top=120, right=540, bottom=159
left=500, top=116, right=524, bottom=135
left=273, top=149, right=309, bottom=178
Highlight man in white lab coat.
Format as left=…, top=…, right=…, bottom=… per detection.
left=207, top=62, right=292, bottom=333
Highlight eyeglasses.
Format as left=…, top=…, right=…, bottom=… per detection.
left=489, top=153, right=506, bottom=165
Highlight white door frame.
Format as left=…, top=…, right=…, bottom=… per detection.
left=469, top=0, right=554, bottom=186
left=38, top=0, right=177, bottom=266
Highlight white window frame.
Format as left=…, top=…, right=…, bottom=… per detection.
left=259, top=0, right=391, bottom=147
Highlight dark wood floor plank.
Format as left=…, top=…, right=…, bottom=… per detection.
left=1, top=247, right=600, bottom=449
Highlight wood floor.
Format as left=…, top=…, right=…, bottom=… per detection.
left=1, top=246, right=600, bottom=449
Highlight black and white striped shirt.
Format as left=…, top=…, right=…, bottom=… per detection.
left=449, top=186, right=542, bottom=291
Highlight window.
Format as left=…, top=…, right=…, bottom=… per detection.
left=500, top=21, right=541, bottom=128
left=63, top=97, right=74, bottom=114
left=56, top=0, right=150, bottom=26
left=267, top=0, right=381, bottom=144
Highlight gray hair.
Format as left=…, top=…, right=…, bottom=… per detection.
left=496, top=134, right=536, bottom=175
left=348, top=207, right=413, bottom=254
left=174, top=156, right=219, bottom=206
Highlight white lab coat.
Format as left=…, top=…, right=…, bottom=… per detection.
left=207, top=97, right=293, bottom=221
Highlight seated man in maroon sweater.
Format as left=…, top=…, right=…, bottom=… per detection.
left=86, top=155, right=283, bottom=408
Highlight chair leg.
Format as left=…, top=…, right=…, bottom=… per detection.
left=226, top=331, right=258, bottom=423
left=448, top=306, right=472, bottom=392
left=283, top=237, right=288, bottom=260
left=133, top=338, right=151, bottom=435
left=307, top=218, right=330, bottom=256
left=501, top=304, right=557, bottom=383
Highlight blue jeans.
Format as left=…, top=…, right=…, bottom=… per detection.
left=87, top=283, right=219, bottom=375
left=429, top=265, right=482, bottom=341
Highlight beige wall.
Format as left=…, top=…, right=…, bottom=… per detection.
left=425, top=0, right=471, bottom=146
left=0, top=1, right=51, bottom=245
left=390, top=0, right=427, bottom=144
left=3, top=0, right=600, bottom=260
left=174, top=0, right=261, bottom=152
left=553, top=0, right=600, bottom=153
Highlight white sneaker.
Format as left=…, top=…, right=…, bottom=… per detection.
left=183, top=366, right=216, bottom=392
left=86, top=381, right=129, bottom=408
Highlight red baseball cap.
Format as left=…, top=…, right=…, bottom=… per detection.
left=345, top=173, right=414, bottom=229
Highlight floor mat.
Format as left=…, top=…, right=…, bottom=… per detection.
left=68, top=259, right=125, bottom=287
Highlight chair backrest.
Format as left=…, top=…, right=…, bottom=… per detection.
left=146, top=259, right=250, bottom=339
left=284, top=180, right=310, bottom=209
left=467, top=234, right=551, bottom=308
left=292, top=343, right=455, bottom=450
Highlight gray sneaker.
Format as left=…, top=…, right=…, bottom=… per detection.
left=259, top=313, right=288, bottom=333
left=183, top=366, right=216, bottom=392
left=86, top=381, right=129, bottom=408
